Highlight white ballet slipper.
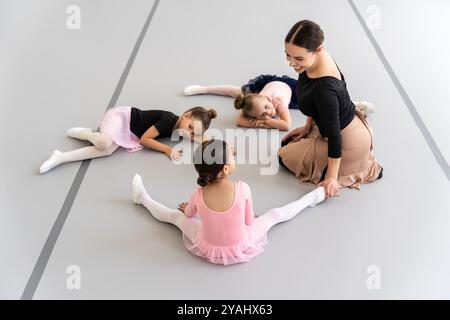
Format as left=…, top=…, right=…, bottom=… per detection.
left=354, top=101, right=375, bottom=114
left=132, top=174, right=148, bottom=205
left=39, top=150, right=62, bottom=174
left=309, top=186, right=326, bottom=207
left=183, top=85, right=204, bottom=96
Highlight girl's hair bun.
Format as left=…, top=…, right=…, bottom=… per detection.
left=234, top=94, right=245, bottom=110
left=197, top=172, right=213, bottom=186
left=208, top=109, right=217, bottom=119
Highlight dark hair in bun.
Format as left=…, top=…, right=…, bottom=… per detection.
left=193, top=139, right=230, bottom=187
left=185, top=106, right=218, bottom=132
left=285, top=19, right=324, bottom=52
left=197, top=172, right=215, bottom=187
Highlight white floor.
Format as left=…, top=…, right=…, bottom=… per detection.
left=1, top=0, right=449, bottom=299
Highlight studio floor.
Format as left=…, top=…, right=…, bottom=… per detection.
left=1, top=0, right=449, bottom=299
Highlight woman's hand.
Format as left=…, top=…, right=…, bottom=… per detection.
left=319, top=177, right=342, bottom=199
left=178, top=202, right=188, bottom=213
left=282, top=125, right=311, bottom=142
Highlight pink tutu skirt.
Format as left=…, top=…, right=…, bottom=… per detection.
left=182, top=225, right=268, bottom=266
left=99, top=106, right=143, bottom=153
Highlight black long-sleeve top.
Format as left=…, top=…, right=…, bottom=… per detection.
left=296, top=69, right=355, bottom=158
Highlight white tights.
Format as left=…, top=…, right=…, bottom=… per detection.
left=139, top=192, right=201, bottom=242
left=137, top=186, right=324, bottom=242
left=39, top=128, right=119, bottom=174
left=250, top=189, right=323, bottom=238
left=184, top=85, right=242, bottom=98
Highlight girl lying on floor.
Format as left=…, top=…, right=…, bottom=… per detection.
left=39, top=106, right=217, bottom=174
left=184, top=74, right=298, bottom=131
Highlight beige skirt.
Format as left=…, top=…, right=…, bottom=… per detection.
left=278, top=109, right=382, bottom=190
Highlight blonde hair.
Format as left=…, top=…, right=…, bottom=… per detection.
left=234, top=93, right=260, bottom=117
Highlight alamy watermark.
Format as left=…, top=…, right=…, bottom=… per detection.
left=66, top=5, right=81, bottom=30
left=366, top=5, right=381, bottom=30
left=366, top=265, right=381, bottom=290
left=66, top=265, right=81, bottom=290
left=168, top=121, right=284, bottom=176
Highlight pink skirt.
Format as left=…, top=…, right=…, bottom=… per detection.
left=182, top=225, right=268, bottom=266
left=99, top=106, right=143, bottom=153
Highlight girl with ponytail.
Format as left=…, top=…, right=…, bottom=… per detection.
left=131, top=139, right=326, bottom=265
left=39, top=105, right=217, bottom=174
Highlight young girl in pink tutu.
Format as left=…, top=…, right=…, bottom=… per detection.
left=131, top=139, right=325, bottom=265
left=39, top=106, right=217, bottom=174
left=184, top=74, right=297, bottom=131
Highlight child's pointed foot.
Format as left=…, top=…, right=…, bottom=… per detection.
left=39, top=150, right=62, bottom=174
left=132, top=174, right=148, bottom=205
left=67, top=127, right=94, bottom=139
left=377, top=166, right=383, bottom=180
left=309, top=186, right=326, bottom=207
left=354, top=101, right=375, bottom=116
left=183, top=85, right=204, bottom=96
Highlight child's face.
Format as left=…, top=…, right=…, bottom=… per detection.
left=222, top=144, right=236, bottom=177
left=228, top=145, right=236, bottom=172
left=179, top=114, right=203, bottom=138
left=250, top=96, right=276, bottom=120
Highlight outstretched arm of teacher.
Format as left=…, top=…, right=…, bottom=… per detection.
left=314, top=83, right=344, bottom=198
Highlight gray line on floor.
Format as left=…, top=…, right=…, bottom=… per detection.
left=348, top=0, right=450, bottom=181
left=20, top=0, right=160, bottom=300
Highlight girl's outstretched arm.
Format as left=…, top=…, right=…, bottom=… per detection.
left=181, top=192, right=197, bottom=218
left=140, top=126, right=176, bottom=158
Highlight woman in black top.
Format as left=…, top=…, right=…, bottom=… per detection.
left=278, top=20, right=383, bottom=198
left=39, top=105, right=217, bottom=174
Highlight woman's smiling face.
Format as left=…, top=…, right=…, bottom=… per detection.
left=284, top=42, right=320, bottom=73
